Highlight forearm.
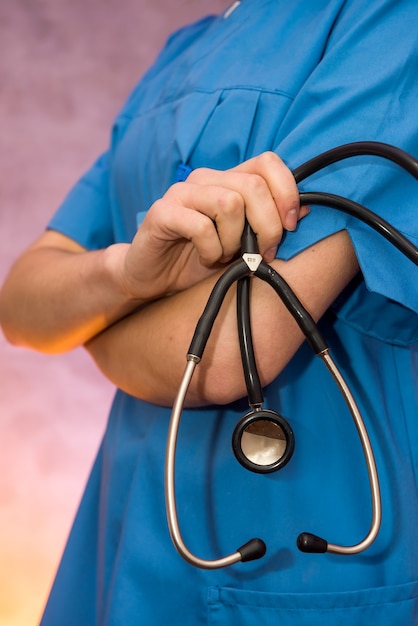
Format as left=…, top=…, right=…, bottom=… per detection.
left=0, top=237, right=142, bottom=353
left=86, top=231, right=359, bottom=407
left=85, top=266, right=310, bottom=407
left=85, top=268, right=247, bottom=407
left=0, top=153, right=304, bottom=356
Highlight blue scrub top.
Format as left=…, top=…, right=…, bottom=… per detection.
left=42, top=1, right=418, bottom=624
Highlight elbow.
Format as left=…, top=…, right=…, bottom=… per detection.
left=0, top=326, right=69, bottom=354
left=187, top=329, right=303, bottom=408
left=0, top=301, right=22, bottom=348
left=0, top=324, right=21, bottom=348
left=0, top=286, right=34, bottom=350
left=187, top=350, right=281, bottom=408
left=0, top=307, right=75, bottom=354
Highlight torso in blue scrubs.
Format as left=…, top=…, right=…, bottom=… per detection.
left=41, top=0, right=418, bottom=623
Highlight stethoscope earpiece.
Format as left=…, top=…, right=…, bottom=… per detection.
left=297, top=532, right=328, bottom=554
left=232, top=409, right=295, bottom=474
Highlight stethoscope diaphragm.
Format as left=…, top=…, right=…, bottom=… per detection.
left=232, top=408, right=295, bottom=473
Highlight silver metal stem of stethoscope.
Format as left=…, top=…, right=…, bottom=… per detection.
left=320, top=350, right=382, bottom=554
left=164, top=356, right=245, bottom=569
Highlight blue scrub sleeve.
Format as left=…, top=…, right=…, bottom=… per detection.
left=45, top=16, right=217, bottom=251
left=47, top=152, right=114, bottom=251
left=271, top=0, right=418, bottom=316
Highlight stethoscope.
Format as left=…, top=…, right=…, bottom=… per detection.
left=165, top=142, right=418, bottom=569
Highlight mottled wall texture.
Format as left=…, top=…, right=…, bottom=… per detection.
left=0, top=1, right=228, bottom=624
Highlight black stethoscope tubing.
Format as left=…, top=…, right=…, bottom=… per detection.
left=191, top=141, right=418, bottom=361
left=238, top=141, right=417, bottom=410
left=238, top=189, right=417, bottom=408
left=165, top=141, right=418, bottom=569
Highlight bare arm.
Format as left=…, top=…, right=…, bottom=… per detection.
left=85, top=230, right=359, bottom=407
left=0, top=232, right=143, bottom=353
left=0, top=152, right=357, bottom=407
left=0, top=152, right=301, bottom=353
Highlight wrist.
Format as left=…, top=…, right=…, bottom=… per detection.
left=103, top=243, right=149, bottom=308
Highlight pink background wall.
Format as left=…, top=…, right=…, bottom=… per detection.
left=0, top=1, right=229, bottom=624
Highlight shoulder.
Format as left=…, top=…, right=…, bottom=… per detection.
left=114, top=16, right=217, bottom=122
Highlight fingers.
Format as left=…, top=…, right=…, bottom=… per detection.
left=187, top=152, right=303, bottom=260
left=234, top=152, right=299, bottom=225
left=155, top=183, right=246, bottom=264
left=145, top=151, right=306, bottom=271
left=231, top=152, right=302, bottom=258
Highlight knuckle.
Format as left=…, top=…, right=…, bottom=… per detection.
left=147, top=197, right=165, bottom=219
left=216, top=189, right=243, bottom=217
left=186, top=167, right=209, bottom=184
left=164, top=181, right=187, bottom=200
left=244, top=172, right=267, bottom=195
left=193, top=216, right=215, bottom=240
left=257, top=150, right=282, bottom=167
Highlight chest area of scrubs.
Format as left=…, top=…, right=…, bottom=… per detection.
left=108, top=0, right=418, bottom=346
left=108, top=0, right=346, bottom=241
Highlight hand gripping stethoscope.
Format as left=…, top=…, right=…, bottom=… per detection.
left=165, top=142, right=418, bottom=569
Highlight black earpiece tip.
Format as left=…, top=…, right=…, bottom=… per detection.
left=297, top=532, right=328, bottom=553
left=238, top=538, right=267, bottom=562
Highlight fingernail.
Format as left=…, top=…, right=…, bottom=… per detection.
left=285, top=209, right=298, bottom=231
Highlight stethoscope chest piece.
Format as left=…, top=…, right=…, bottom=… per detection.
left=232, top=408, right=295, bottom=473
